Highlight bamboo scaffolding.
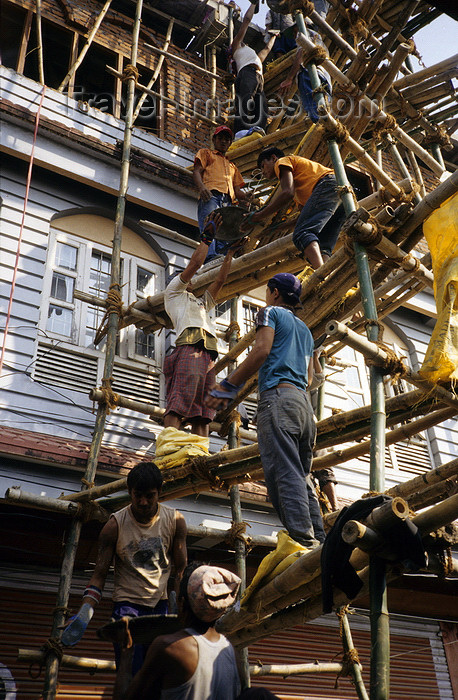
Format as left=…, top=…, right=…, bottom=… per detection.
left=224, top=494, right=458, bottom=648
left=220, top=492, right=456, bottom=641
left=296, top=34, right=445, bottom=178
left=325, top=320, right=458, bottom=412
left=10, top=4, right=458, bottom=698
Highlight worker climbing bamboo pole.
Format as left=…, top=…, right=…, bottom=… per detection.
left=292, top=10, right=389, bottom=700
left=41, top=2, right=144, bottom=697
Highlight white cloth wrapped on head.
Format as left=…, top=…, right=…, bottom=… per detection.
left=187, top=565, right=241, bottom=622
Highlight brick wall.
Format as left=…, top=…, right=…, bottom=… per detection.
left=9, top=0, right=229, bottom=152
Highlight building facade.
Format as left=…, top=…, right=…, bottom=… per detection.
left=0, top=0, right=457, bottom=697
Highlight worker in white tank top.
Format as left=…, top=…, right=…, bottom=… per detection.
left=231, top=3, right=277, bottom=137
left=114, top=563, right=242, bottom=700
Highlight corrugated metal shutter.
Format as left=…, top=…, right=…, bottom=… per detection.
left=1, top=587, right=451, bottom=699
left=1, top=588, right=115, bottom=699
left=248, top=621, right=450, bottom=699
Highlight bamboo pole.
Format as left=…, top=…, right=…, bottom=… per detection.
left=339, top=607, right=370, bottom=700
left=312, top=406, right=456, bottom=471
left=405, top=151, right=427, bottom=199
left=385, top=136, right=422, bottom=205
left=6, top=486, right=83, bottom=516
left=209, top=45, right=217, bottom=123
left=133, top=18, right=174, bottom=123
left=18, top=649, right=344, bottom=677
left=19, top=649, right=116, bottom=672
left=227, top=298, right=250, bottom=689
left=88, top=388, right=257, bottom=442
left=250, top=661, right=344, bottom=676
left=357, top=178, right=412, bottom=210
left=144, top=42, right=223, bottom=80
left=325, top=320, right=458, bottom=412
left=393, top=54, right=458, bottom=90
left=372, top=43, right=412, bottom=101
left=42, top=4, right=143, bottom=698
left=58, top=0, right=113, bottom=93
left=295, top=14, right=389, bottom=694
left=35, top=0, right=45, bottom=85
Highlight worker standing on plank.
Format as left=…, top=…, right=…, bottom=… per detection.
left=206, top=273, right=326, bottom=548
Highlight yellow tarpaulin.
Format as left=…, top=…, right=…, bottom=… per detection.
left=241, top=530, right=309, bottom=607
left=154, top=427, right=209, bottom=470
left=420, top=192, right=458, bottom=383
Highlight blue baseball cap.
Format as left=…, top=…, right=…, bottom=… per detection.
left=268, top=273, right=302, bottom=304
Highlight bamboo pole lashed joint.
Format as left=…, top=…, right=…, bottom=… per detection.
left=325, top=320, right=458, bottom=412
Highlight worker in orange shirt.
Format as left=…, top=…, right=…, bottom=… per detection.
left=247, top=147, right=345, bottom=269
left=193, top=124, right=248, bottom=261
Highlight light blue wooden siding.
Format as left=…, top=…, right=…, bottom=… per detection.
left=0, top=166, right=196, bottom=454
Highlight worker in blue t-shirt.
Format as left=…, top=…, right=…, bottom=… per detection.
left=206, top=273, right=325, bottom=548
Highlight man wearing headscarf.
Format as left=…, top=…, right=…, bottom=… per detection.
left=115, top=563, right=241, bottom=699
left=207, top=274, right=325, bottom=549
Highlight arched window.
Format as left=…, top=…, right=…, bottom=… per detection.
left=323, top=321, right=432, bottom=488
left=35, top=210, right=166, bottom=405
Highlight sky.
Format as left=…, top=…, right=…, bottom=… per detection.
left=236, top=1, right=458, bottom=72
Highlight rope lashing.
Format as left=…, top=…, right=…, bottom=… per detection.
left=365, top=337, right=409, bottom=380
left=219, top=409, right=242, bottom=439
left=372, top=113, right=399, bottom=144
left=121, top=63, right=140, bottom=82
left=224, top=322, right=240, bottom=343
left=400, top=254, right=421, bottom=273
left=98, top=376, right=120, bottom=414
left=224, top=520, right=252, bottom=548
left=344, top=7, right=369, bottom=48
left=190, top=456, right=223, bottom=489
left=319, top=119, right=350, bottom=145
left=337, top=648, right=362, bottom=682
left=423, top=124, right=452, bottom=149
left=342, top=216, right=383, bottom=253
left=29, top=638, right=64, bottom=679
left=93, top=284, right=123, bottom=346
left=303, top=44, right=329, bottom=67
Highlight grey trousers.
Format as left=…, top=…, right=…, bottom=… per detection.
left=257, top=385, right=326, bottom=547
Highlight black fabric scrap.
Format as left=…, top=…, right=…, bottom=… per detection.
left=321, top=495, right=426, bottom=613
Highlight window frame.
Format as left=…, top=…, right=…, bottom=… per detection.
left=40, top=229, right=164, bottom=369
